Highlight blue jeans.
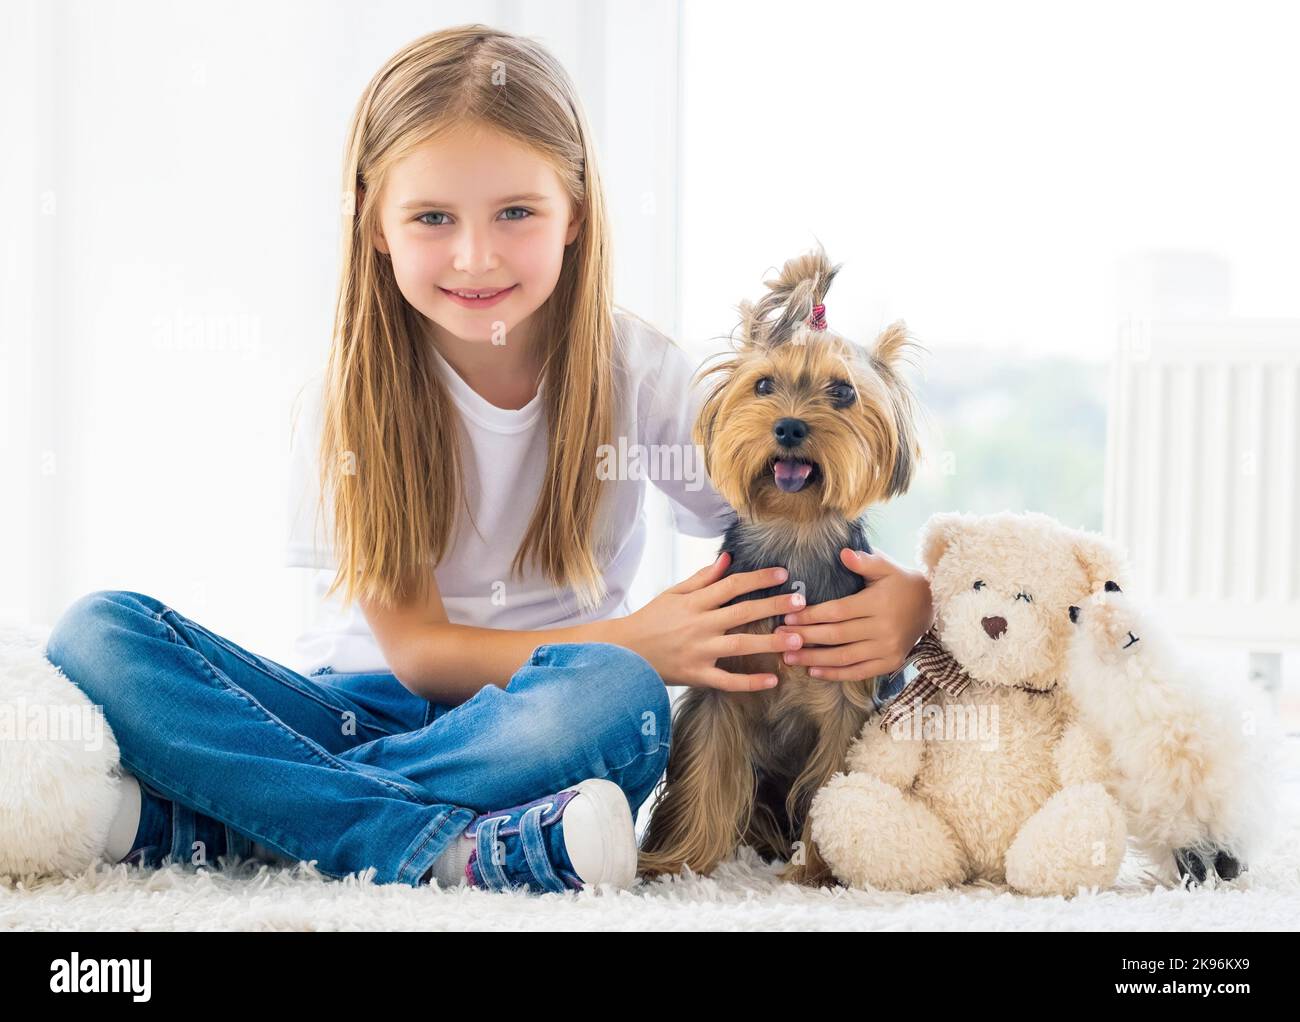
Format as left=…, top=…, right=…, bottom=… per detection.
left=43, top=590, right=672, bottom=887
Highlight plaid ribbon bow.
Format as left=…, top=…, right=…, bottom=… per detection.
left=877, top=627, right=974, bottom=731
left=808, top=303, right=828, bottom=331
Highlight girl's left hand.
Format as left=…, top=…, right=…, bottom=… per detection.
left=774, top=548, right=935, bottom=682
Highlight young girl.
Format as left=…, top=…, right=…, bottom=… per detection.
left=44, top=24, right=934, bottom=894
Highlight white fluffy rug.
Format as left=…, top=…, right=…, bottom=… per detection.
left=2, top=738, right=1296, bottom=931
left=3, top=823, right=1299, bottom=931
left=3, top=615, right=1299, bottom=931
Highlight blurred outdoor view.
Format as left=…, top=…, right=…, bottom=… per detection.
left=857, top=355, right=1108, bottom=562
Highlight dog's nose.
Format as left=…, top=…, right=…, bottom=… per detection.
left=773, top=417, right=808, bottom=448
left=1068, top=606, right=1079, bottom=623
left=982, top=616, right=1007, bottom=639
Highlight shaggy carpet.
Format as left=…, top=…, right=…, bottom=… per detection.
left=2, top=738, right=1296, bottom=932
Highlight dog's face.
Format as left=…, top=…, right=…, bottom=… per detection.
left=693, top=322, right=922, bottom=525
left=1067, top=583, right=1143, bottom=670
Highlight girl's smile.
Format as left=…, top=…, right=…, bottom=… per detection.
left=438, top=284, right=517, bottom=309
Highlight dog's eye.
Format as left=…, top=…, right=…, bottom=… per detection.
left=973, top=580, right=985, bottom=591
left=828, top=381, right=856, bottom=407
left=755, top=377, right=775, bottom=397
left=1016, top=591, right=1033, bottom=603
left=1104, top=580, right=1121, bottom=593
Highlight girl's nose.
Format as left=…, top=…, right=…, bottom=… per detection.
left=452, top=225, right=498, bottom=274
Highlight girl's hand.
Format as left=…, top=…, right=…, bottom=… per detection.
left=773, top=548, right=934, bottom=682
left=614, top=552, right=808, bottom=691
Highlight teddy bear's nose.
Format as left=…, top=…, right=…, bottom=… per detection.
left=982, top=616, right=1007, bottom=639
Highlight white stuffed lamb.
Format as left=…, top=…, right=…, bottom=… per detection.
left=1064, top=583, right=1280, bottom=886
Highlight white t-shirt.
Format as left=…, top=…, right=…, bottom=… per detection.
left=283, top=309, right=736, bottom=677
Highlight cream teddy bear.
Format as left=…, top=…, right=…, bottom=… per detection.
left=808, top=510, right=1129, bottom=897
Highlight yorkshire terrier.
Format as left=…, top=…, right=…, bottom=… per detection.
left=637, top=246, right=924, bottom=886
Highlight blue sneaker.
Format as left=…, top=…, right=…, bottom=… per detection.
left=462, top=778, right=637, bottom=893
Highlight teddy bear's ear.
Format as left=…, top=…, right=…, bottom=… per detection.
left=1070, top=529, right=1127, bottom=593
left=917, top=512, right=969, bottom=574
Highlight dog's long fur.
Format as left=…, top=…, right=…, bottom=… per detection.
left=637, top=247, right=926, bottom=885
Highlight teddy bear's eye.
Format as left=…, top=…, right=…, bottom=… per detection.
left=1104, top=580, right=1121, bottom=593
left=755, top=377, right=775, bottom=397
left=1015, top=591, right=1033, bottom=603
left=972, top=580, right=985, bottom=591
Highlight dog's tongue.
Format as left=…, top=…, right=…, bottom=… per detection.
left=773, top=459, right=813, bottom=493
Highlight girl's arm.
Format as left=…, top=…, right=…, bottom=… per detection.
left=385, top=617, right=628, bottom=705
left=360, top=572, right=625, bottom=704
left=368, top=554, right=803, bottom=703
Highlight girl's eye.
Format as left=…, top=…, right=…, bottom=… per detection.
left=415, top=207, right=534, bottom=227
left=755, top=377, right=775, bottom=396
left=1016, top=591, right=1033, bottom=603
left=829, top=382, right=856, bottom=407
left=973, top=580, right=985, bottom=591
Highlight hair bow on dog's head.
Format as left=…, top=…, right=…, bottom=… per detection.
left=808, top=302, right=827, bottom=331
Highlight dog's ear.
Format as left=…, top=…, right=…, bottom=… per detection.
left=917, top=512, right=970, bottom=576
left=870, top=320, right=914, bottom=370
left=867, top=321, right=925, bottom=498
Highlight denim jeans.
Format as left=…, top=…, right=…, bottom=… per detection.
left=43, top=590, right=672, bottom=887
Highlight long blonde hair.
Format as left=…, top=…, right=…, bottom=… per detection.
left=310, top=24, right=617, bottom=614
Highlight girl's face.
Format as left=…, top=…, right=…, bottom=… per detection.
left=371, top=124, right=580, bottom=347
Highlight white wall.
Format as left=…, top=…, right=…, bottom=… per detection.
left=677, top=0, right=1300, bottom=362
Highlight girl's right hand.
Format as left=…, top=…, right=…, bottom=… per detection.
left=614, top=551, right=806, bottom=691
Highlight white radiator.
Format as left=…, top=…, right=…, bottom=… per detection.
left=1104, top=318, right=1300, bottom=676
